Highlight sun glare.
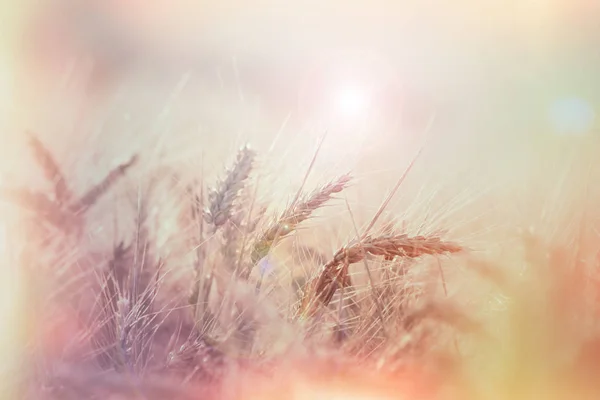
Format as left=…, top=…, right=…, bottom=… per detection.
left=333, top=85, right=370, bottom=117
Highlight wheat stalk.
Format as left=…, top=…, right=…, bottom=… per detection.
left=188, top=146, right=257, bottom=335
left=95, top=242, right=131, bottom=370
left=298, top=234, right=463, bottom=318
left=187, top=179, right=207, bottom=319
left=94, top=217, right=164, bottom=373
left=251, top=174, right=352, bottom=264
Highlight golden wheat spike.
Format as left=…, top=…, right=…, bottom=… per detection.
left=298, top=234, right=463, bottom=318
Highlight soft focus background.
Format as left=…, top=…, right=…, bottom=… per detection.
left=5, top=0, right=598, bottom=244
left=6, top=0, right=599, bottom=174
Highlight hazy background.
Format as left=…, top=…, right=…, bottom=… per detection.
left=18, top=0, right=600, bottom=127
left=2, top=0, right=600, bottom=241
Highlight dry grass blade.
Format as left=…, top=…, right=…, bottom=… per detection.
left=165, top=334, right=228, bottom=384
left=187, top=173, right=216, bottom=329
left=187, top=176, right=206, bottom=313
left=205, top=145, right=255, bottom=228
left=344, top=197, right=388, bottom=339
left=71, top=154, right=138, bottom=213
left=299, top=234, right=463, bottom=318
left=95, top=242, right=131, bottom=370
left=27, top=132, right=73, bottom=205
left=251, top=174, right=352, bottom=263
left=360, top=145, right=425, bottom=238
left=94, top=236, right=165, bottom=373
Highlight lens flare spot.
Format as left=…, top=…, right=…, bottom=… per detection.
left=548, top=97, right=596, bottom=136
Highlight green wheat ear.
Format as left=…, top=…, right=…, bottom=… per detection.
left=250, top=223, right=292, bottom=263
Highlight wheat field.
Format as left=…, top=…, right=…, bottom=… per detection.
left=1, top=1, right=600, bottom=399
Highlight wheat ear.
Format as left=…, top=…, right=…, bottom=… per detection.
left=298, top=234, right=463, bottom=318
left=251, top=174, right=352, bottom=264
left=205, top=145, right=255, bottom=228
left=1, top=135, right=137, bottom=232
left=71, top=154, right=138, bottom=214
left=26, top=131, right=73, bottom=205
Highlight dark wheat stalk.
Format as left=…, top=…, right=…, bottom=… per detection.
left=188, top=179, right=205, bottom=316
left=95, top=242, right=131, bottom=370
left=189, top=146, right=255, bottom=329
